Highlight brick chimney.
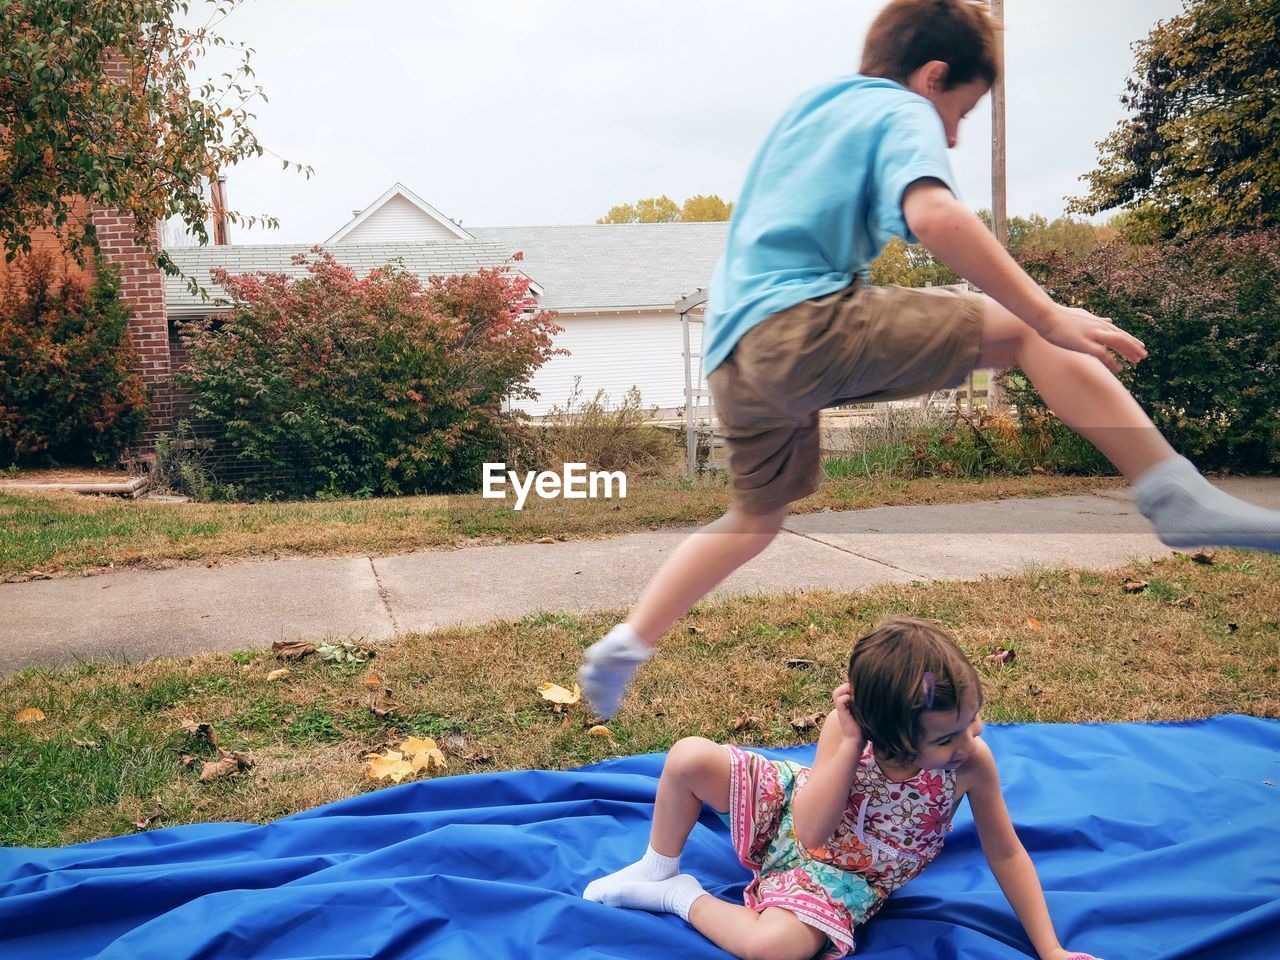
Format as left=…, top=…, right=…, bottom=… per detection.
left=92, top=55, right=173, bottom=450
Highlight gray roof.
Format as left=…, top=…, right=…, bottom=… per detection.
left=471, top=223, right=726, bottom=311
left=164, top=240, right=521, bottom=314
left=163, top=223, right=729, bottom=315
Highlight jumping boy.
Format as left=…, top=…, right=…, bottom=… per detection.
left=579, top=0, right=1280, bottom=719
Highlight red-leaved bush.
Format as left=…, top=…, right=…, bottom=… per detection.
left=1011, top=227, right=1280, bottom=473
left=0, top=253, right=148, bottom=465
left=176, top=248, right=561, bottom=498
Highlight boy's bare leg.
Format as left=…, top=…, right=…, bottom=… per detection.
left=977, top=297, right=1174, bottom=480
left=629, top=505, right=789, bottom=644
left=579, top=505, right=788, bottom=718
left=980, top=297, right=1280, bottom=550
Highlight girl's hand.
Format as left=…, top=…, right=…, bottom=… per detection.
left=832, top=683, right=862, bottom=741
left=1046, top=950, right=1103, bottom=960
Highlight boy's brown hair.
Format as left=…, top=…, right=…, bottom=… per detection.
left=860, top=0, right=1001, bottom=90
left=847, top=617, right=983, bottom=762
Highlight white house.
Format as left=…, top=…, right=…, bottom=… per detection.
left=165, top=183, right=728, bottom=417
left=327, top=183, right=727, bottom=415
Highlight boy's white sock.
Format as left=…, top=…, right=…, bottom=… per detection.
left=578, top=623, right=653, bottom=719
left=582, top=845, right=681, bottom=903
left=586, top=873, right=708, bottom=922
left=1134, top=455, right=1280, bottom=552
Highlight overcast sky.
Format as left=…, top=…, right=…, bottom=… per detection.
left=200, top=0, right=1187, bottom=245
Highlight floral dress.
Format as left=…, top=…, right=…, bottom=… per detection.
left=720, top=743, right=959, bottom=958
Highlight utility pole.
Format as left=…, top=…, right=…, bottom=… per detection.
left=989, top=0, right=1007, bottom=408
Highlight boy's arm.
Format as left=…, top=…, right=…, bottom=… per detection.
left=963, top=741, right=1099, bottom=960
left=902, top=180, right=1146, bottom=373
left=791, top=683, right=865, bottom=850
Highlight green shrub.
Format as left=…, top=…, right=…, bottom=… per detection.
left=1018, top=229, right=1280, bottom=472
left=151, top=420, right=235, bottom=501
left=824, top=405, right=1111, bottom=480
left=0, top=253, right=148, bottom=465
left=176, top=249, right=561, bottom=499
left=522, top=378, right=680, bottom=478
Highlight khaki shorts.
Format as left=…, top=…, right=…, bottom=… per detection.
left=708, top=283, right=985, bottom=514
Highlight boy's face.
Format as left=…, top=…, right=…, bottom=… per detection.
left=907, top=60, right=990, bottom=149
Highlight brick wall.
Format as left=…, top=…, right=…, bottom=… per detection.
left=92, top=209, right=172, bottom=449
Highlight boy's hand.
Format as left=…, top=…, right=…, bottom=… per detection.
left=832, top=682, right=862, bottom=741
left=1037, top=305, right=1147, bottom=373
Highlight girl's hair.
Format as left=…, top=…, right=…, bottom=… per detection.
left=847, top=617, right=983, bottom=762
left=859, top=0, right=1001, bottom=90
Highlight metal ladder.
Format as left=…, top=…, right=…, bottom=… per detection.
left=677, top=289, right=726, bottom=478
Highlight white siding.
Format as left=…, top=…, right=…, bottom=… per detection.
left=514, top=313, right=705, bottom=416
left=340, top=195, right=464, bottom=243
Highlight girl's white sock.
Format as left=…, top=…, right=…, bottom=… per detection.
left=1134, top=455, right=1280, bottom=551
left=587, top=873, right=708, bottom=922
left=583, top=845, right=680, bottom=903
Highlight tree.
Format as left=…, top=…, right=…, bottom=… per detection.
left=1069, top=0, right=1280, bottom=235
left=0, top=0, right=308, bottom=274
left=869, top=238, right=961, bottom=287
left=597, top=193, right=734, bottom=224
left=680, top=194, right=734, bottom=222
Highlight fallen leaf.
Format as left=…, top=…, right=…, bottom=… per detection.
left=400, top=736, right=447, bottom=772
left=1227, top=622, right=1238, bottom=633
left=587, top=725, right=614, bottom=740
left=199, top=751, right=251, bottom=782
left=1190, top=549, right=1216, bottom=565
left=687, top=625, right=704, bottom=635
left=368, top=686, right=398, bottom=718
left=806, top=623, right=820, bottom=637
left=534, top=536, right=556, bottom=544
left=266, top=668, right=291, bottom=682
left=1171, top=595, right=1198, bottom=608
left=272, top=639, right=315, bottom=660
left=538, top=681, right=581, bottom=705
left=15, top=707, right=45, bottom=724
left=732, top=711, right=760, bottom=732
left=983, top=647, right=1016, bottom=668
left=1025, top=617, right=1043, bottom=631
left=179, top=717, right=218, bottom=750
left=440, top=728, right=471, bottom=755
left=790, top=711, right=825, bottom=732
left=785, top=658, right=814, bottom=670
left=364, top=749, right=414, bottom=783
left=1027, top=685, right=1043, bottom=698
left=361, top=675, right=382, bottom=687
left=1123, top=580, right=1149, bottom=593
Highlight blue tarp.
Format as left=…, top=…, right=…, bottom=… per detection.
left=1, top=716, right=1276, bottom=959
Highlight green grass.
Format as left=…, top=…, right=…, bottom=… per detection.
left=2, top=550, right=1277, bottom=847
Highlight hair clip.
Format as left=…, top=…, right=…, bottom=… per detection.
left=921, top=671, right=937, bottom=709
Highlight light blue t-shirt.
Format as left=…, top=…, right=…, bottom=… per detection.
left=704, top=75, right=958, bottom=373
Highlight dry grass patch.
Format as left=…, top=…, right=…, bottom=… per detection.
left=1, top=474, right=1121, bottom=581
left=4, top=549, right=1276, bottom=847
